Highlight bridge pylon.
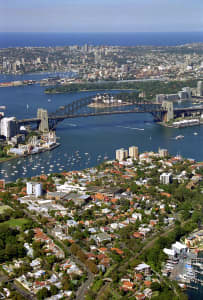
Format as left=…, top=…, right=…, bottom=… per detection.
left=161, top=101, right=174, bottom=122
left=37, top=108, right=49, bottom=132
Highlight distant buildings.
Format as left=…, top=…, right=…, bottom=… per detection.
left=156, top=87, right=191, bottom=103
left=26, top=182, right=43, bottom=197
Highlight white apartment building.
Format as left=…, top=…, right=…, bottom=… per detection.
left=160, top=173, right=172, bottom=184
left=26, top=182, right=42, bottom=197
left=129, top=146, right=139, bottom=159
left=1, top=117, right=17, bottom=139
left=159, top=148, right=169, bottom=158
left=116, top=148, right=128, bottom=162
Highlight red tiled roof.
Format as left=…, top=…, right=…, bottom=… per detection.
left=111, top=248, right=124, bottom=255
left=144, top=280, right=152, bottom=287
left=135, top=273, right=143, bottom=280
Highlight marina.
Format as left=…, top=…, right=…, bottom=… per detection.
left=162, top=237, right=203, bottom=298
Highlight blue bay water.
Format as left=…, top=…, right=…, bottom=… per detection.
left=0, top=32, right=203, bottom=48
left=0, top=72, right=203, bottom=185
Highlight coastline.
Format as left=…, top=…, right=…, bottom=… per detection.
left=0, top=143, right=60, bottom=166
left=45, top=88, right=136, bottom=94
left=0, top=155, right=19, bottom=164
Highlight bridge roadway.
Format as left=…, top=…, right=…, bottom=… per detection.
left=17, top=108, right=164, bottom=125
left=49, top=108, right=164, bottom=121
left=17, top=104, right=203, bottom=126
left=17, top=109, right=163, bottom=126
left=51, top=104, right=203, bottom=121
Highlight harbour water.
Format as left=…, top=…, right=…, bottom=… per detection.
left=0, top=73, right=203, bottom=183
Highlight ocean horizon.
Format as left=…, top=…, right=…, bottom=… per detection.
left=0, top=31, right=203, bottom=48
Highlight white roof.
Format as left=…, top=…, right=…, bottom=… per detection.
left=135, top=263, right=150, bottom=271
left=163, top=248, right=175, bottom=256
left=172, top=241, right=187, bottom=250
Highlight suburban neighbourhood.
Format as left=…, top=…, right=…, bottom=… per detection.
left=0, top=146, right=203, bottom=299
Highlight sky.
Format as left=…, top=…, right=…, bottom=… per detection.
left=0, top=0, right=203, bottom=33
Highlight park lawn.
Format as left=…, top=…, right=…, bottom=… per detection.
left=2, top=218, right=29, bottom=228
left=0, top=205, right=13, bottom=214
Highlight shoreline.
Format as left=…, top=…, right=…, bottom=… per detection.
left=45, top=88, right=136, bottom=94
left=0, top=143, right=60, bottom=166
left=0, top=155, right=19, bottom=164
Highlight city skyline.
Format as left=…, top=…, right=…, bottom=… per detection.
left=1, top=0, right=203, bottom=33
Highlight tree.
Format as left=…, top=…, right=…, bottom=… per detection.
left=151, top=282, right=162, bottom=291
left=62, top=275, right=71, bottom=290
left=70, top=243, right=80, bottom=255
left=50, top=285, right=58, bottom=296
left=77, top=249, right=87, bottom=263
left=86, top=260, right=98, bottom=274
left=36, top=287, right=50, bottom=300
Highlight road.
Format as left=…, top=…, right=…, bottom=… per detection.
left=0, top=273, right=36, bottom=299
left=24, top=210, right=95, bottom=300
left=76, top=270, right=94, bottom=300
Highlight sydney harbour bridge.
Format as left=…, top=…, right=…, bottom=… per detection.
left=17, top=96, right=203, bottom=132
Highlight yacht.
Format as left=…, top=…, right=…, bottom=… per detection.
left=175, top=135, right=184, bottom=140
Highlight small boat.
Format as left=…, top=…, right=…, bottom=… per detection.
left=48, top=99, right=51, bottom=102
left=175, top=135, right=184, bottom=140
left=193, top=132, right=198, bottom=136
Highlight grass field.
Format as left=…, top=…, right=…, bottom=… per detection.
left=0, top=205, right=13, bottom=214
left=2, top=218, right=29, bottom=228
